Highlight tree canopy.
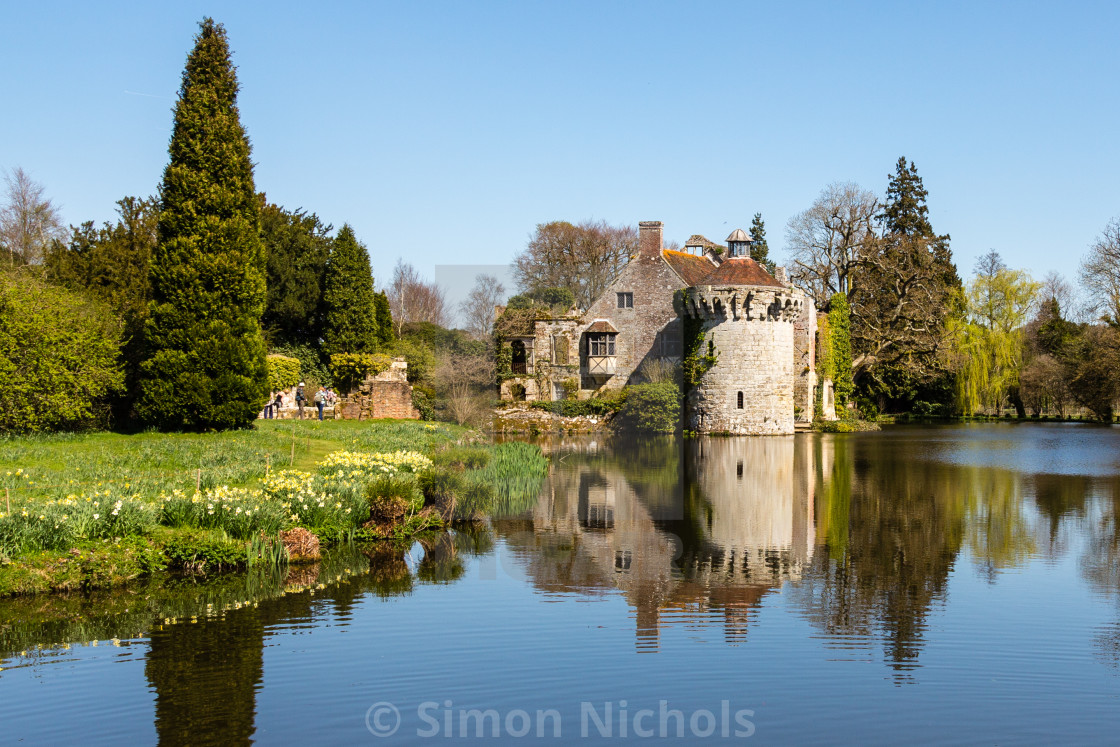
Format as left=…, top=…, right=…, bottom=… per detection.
left=261, top=202, right=331, bottom=348
left=512, top=219, right=636, bottom=310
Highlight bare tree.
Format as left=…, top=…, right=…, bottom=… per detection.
left=435, top=349, right=495, bottom=426
left=1081, top=217, right=1120, bottom=325
left=785, top=182, right=878, bottom=305
left=459, top=273, right=506, bottom=339
left=512, top=219, right=637, bottom=310
left=386, top=259, right=449, bottom=334
left=0, top=167, right=66, bottom=268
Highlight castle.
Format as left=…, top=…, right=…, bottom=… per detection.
left=497, top=221, right=835, bottom=434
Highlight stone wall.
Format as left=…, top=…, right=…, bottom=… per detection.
left=681, top=285, right=802, bottom=435
left=499, top=317, right=581, bottom=402
left=792, top=298, right=817, bottom=422
left=579, top=221, right=683, bottom=392
left=334, top=358, right=420, bottom=420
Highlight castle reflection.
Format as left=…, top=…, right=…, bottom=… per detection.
left=492, top=436, right=821, bottom=651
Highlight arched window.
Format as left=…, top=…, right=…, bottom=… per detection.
left=737, top=391, right=744, bottom=409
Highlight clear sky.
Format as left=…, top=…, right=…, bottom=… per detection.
left=3, top=1, right=1117, bottom=308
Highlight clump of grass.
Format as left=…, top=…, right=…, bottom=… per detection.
left=417, top=466, right=467, bottom=517
left=468, top=441, right=549, bottom=517
left=432, top=445, right=491, bottom=471
left=248, top=532, right=290, bottom=570
left=366, top=474, right=422, bottom=524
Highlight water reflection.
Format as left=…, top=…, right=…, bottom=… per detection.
left=493, top=437, right=817, bottom=651
left=498, top=428, right=1120, bottom=675
left=5, top=426, right=1120, bottom=742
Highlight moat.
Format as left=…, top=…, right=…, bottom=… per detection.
left=3, top=423, right=1120, bottom=744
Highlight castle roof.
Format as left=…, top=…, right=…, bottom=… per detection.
left=726, top=228, right=753, bottom=243
left=698, top=257, right=784, bottom=287
left=662, top=249, right=717, bottom=285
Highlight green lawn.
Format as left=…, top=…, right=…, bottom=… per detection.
left=0, top=419, right=469, bottom=507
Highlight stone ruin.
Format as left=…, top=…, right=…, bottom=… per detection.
left=333, top=358, right=420, bottom=420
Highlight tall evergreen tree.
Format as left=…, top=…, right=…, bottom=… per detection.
left=322, top=224, right=378, bottom=356
left=374, top=290, right=394, bottom=348
left=749, top=212, right=774, bottom=272
left=260, top=202, right=331, bottom=347
left=850, top=157, right=961, bottom=413
left=135, top=18, right=268, bottom=430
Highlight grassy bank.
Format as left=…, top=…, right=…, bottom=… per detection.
left=0, top=421, right=548, bottom=595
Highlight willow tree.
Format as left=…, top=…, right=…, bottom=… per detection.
left=948, top=251, right=1039, bottom=416
left=136, top=18, right=268, bottom=430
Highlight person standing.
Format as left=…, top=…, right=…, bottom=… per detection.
left=263, top=391, right=274, bottom=419
left=274, top=390, right=284, bottom=418
left=315, top=385, right=327, bottom=421
left=295, top=383, right=306, bottom=419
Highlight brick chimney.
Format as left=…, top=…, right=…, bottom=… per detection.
left=638, top=221, right=663, bottom=258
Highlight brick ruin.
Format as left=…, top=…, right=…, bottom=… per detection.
left=334, top=358, right=420, bottom=420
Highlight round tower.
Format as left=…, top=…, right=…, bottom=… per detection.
left=679, top=256, right=803, bottom=435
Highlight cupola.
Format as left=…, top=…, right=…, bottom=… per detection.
left=726, top=228, right=753, bottom=258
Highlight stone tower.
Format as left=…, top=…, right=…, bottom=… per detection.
left=679, top=256, right=805, bottom=435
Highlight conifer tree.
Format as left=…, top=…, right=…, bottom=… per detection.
left=374, top=291, right=394, bottom=348
left=749, top=213, right=774, bottom=273
left=322, top=224, right=378, bottom=357
left=850, top=157, right=961, bottom=413
left=261, top=203, right=331, bottom=348
left=135, top=18, right=268, bottom=430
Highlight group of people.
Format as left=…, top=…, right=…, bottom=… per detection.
left=261, top=383, right=338, bottom=420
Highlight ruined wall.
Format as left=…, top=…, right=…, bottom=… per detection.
left=681, top=285, right=802, bottom=435
left=792, top=298, right=817, bottom=423
left=499, top=318, right=581, bottom=402
left=334, top=358, right=419, bottom=420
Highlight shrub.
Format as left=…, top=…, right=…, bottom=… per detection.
left=331, top=352, right=392, bottom=393
left=270, top=343, right=332, bottom=388
left=266, top=354, right=301, bottom=392
left=616, top=382, right=680, bottom=433
left=161, top=529, right=247, bottom=572
left=528, top=391, right=624, bottom=418
left=0, top=273, right=124, bottom=434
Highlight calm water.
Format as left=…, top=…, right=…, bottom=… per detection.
left=3, top=424, right=1120, bottom=745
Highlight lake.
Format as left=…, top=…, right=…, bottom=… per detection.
left=3, top=423, right=1120, bottom=744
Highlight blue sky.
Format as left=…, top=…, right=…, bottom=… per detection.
left=3, top=1, right=1117, bottom=308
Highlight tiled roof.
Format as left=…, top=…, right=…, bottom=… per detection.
left=699, top=257, right=784, bottom=287
left=662, top=249, right=717, bottom=285
left=587, top=320, right=618, bottom=333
